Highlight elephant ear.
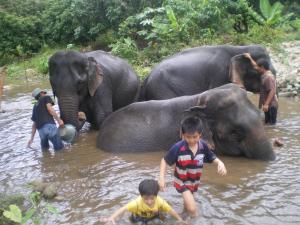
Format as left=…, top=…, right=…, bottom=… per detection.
left=229, top=54, right=248, bottom=89
left=229, top=54, right=261, bottom=93
left=181, top=104, right=215, bottom=150
left=87, top=57, right=104, bottom=97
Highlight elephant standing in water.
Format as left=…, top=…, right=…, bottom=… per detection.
left=49, top=50, right=139, bottom=130
left=140, top=45, right=276, bottom=100
left=98, top=84, right=276, bottom=161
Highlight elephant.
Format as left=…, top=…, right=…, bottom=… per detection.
left=140, top=45, right=276, bottom=100
left=97, top=84, right=276, bottom=161
left=49, top=50, right=139, bottom=130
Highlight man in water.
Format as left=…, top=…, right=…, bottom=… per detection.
left=244, top=53, right=278, bottom=125
left=27, top=88, right=64, bottom=150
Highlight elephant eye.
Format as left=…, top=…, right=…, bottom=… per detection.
left=230, top=129, right=244, bottom=142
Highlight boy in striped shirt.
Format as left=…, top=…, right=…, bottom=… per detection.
left=159, top=116, right=227, bottom=217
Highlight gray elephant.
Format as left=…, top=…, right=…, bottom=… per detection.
left=140, top=45, right=276, bottom=100
left=49, top=50, right=139, bottom=130
left=98, top=84, right=275, bottom=161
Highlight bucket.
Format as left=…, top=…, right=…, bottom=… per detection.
left=59, top=124, right=77, bottom=144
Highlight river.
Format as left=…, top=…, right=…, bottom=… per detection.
left=0, top=82, right=299, bottom=225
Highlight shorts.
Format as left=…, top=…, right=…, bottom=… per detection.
left=175, top=182, right=199, bottom=193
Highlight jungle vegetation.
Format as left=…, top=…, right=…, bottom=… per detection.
left=0, top=0, right=299, bottom=79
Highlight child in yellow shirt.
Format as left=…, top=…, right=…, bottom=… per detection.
left=101, top=179, right=189, bottom=225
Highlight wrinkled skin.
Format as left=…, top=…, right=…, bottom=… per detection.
left=140, top=45, right=276, bottom=100
left=49, top=50, right=139, bottom=130
left=98, top=84, right=276, bottom=161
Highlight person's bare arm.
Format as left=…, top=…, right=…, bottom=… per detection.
left=27, top=122, right=37, bottom=148
left=244, top=53, right=260, bottom=70
left=213, top=158, right=227, bottom=176
left=159, top=158, right=169, bottom=191
left=46, top=103, right=64, bottom=127
left=168, top=209, right=190, bottom=225
left=100, top=206, right=127, bottom=225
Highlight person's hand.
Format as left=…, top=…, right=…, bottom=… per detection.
left=58, top=118, right=65, bottom=127
left=158, top=178, right=166, bottom=192
left=217, top=160, right=227, bottom=176
left=244, top=53, right=251, bottom=59
left=27, top=139, right=33, bottom=149
left=100, top=217, right=116, bottom=225
left=180, top=219, right=191, bottom=225
left=262, top=104, right=269, bottom=112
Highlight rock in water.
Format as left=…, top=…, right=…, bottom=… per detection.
left=42, top=184, right=58, bottom=199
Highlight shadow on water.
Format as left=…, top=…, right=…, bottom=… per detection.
left=0, top=85, right=300, bottom=225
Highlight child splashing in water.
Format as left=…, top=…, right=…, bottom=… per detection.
left=101, top=179, right=190, bottom=225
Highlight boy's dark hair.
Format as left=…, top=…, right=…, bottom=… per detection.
left=139, top=179, right=159, bottom=196
left=181, top=116, right=203, bottom=134
left=256, top=58, right=270, bottom=70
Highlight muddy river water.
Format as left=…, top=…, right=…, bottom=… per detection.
left=0, top=82, right=299, bottom=225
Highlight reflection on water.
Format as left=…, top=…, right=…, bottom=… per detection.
left=0, top=86, right=300, bottom=225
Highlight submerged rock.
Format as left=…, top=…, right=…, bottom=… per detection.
left=42, top=184, right=58, bottom=199
left=29, top=180, right=58, bottom=199
left=30, top=179, right=47, bottom=192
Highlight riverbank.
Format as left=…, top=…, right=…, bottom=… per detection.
left=269, top=41, right=300, bottom=97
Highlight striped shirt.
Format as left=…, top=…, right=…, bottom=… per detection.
left=164, top=140, right=216, bottom=192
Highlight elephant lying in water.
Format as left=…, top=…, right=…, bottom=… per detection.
left=140, top=45, right=276, bottom=100
left=49, top=50, right=139, bottom=130
left=98, top=84, right=276, bottom=161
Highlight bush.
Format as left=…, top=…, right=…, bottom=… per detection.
left=0, top=12, right=43, bottom=66
left=110, top=38, right=140, bottom=64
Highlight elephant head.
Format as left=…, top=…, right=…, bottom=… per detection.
left=183, top=84, right=276, bottom=160
left=49, top=51, right=103, bottom=130
left=229, top=51, right=276, bottom=93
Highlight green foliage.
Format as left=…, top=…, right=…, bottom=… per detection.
left=0, top=0, right=46, bottom=17
left=91, top=30, right=117, bottom=50
left=118, top=0, right=229, bottom=47
left=255, top=0, right=295, bottom=27
left=260, top=0, right=283, bottom=25
left=2, top=192, right=59, bottom=225
left=110, top=38, right=140, bottom=63
left=1, top=0, right=298, bottom=76
left=3, top=205, right=22, bottom=223
left=42, top=0, right=105, bottom=44
left=3, top=204, right=36, bottom=225
left=0, top=12, right=43, bottom=65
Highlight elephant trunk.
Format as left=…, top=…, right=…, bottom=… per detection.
left=243, top=136, right=276, bottom=161
left=58, top=95, right=83, bottom=131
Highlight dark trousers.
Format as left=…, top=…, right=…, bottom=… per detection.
left=130, top=214, right=161, bottom=225
left=264, top=106, right=277, bottom=125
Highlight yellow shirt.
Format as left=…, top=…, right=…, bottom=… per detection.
left=126, top=196, right=172, bottom=218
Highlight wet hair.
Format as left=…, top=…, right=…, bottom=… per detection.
left=138, top=179, right=159, bottom=196
left=256, top=58, right=270, bottom=70
left=181, top=116, right=203, bottom=134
